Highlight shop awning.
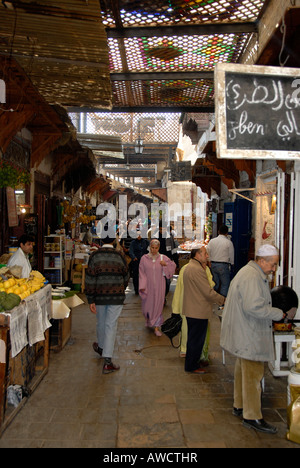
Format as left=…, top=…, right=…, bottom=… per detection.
left=192, top=140, right=256, bottom=197
left=151, top=188, right=167, bottom=203
left=102, top=189, right=118, bottom=202
left=85, top=176, right=111, bottom=197
left=0, top=55, right=72, bottom=166
left=77, top=134, right=124, bottom=160
left=0, top=1, right=112, bottom=110
left=52, top=145, right=97, bottom=194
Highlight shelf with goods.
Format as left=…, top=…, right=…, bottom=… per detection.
left=43, top=235, right=65, bottom=286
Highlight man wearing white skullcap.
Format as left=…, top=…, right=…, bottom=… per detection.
left=220, top=244, right=287, bottom=434
left=257, top=244, right=279, bottom=258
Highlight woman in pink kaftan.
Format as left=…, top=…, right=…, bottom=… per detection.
left=139, top=239, right=176, bottom=336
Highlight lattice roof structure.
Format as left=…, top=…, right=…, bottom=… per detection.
left=68, top=0, right=269, bottom=183
left=0, top=0, right=269, bottom=112
left=95, top=0, right=269, bottom=113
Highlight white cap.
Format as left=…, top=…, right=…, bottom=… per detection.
left=257, top=244, right=279, bottom=257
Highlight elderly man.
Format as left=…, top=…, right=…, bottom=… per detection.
left=183, top=244, right=225, bottom=374
left=220, top=244, right=287, bottom=434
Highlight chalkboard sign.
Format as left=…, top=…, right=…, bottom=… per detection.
left=215, top=63, right=300, bottom=160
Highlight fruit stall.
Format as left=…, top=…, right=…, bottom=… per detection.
left=0, top=270, right=52, bottom=433
left=0, top=269, right=51, bottom=434
left=0, top=262, right=86, bottom=432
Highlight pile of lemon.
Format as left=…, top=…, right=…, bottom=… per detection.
left=0, top=271, right=46, bottom=300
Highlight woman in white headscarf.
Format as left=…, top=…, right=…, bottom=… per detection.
left=139, top=239, right=176, bottom=336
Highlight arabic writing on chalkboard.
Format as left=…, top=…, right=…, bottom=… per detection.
left=225, top=72, right=300, bottom=152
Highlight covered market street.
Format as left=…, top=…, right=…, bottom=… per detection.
left=0, top=279, right=297, bottom=449
left=1, top=0, right=300, bottom=453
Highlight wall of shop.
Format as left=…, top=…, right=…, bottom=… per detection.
left=242, top=0, right=300, bottom=65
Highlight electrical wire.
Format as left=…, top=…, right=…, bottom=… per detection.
left=279, top=3, right=290, bottom=67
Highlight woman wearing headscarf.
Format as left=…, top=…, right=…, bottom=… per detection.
left=139, top=239, right=176, bottom=336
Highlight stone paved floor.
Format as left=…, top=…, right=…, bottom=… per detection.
left=0, top=279, right=299, bottom=448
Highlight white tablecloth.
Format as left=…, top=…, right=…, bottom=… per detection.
left=1, top=286, right=84, bottom=357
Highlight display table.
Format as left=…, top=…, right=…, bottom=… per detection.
left=0, top=285, right=52, bottom=434
left=268, top=331, right=296, bottom=377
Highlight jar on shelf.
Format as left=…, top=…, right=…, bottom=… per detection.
left=9, top=237, right=18, bottom=255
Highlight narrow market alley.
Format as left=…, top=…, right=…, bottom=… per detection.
left=0, top=279, right=298, bottom=449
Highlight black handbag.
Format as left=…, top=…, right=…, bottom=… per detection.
left=161, top=313, right=182, bottom=349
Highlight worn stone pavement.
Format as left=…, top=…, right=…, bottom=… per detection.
left=0, top=278, right=299, bottom=449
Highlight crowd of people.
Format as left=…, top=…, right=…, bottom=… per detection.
left=8, top=220, right=296, bottom=437
left=84, top=220, right=296, bottom=436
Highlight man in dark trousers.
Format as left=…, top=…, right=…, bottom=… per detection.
left=129, top=230, right=149, bottom=295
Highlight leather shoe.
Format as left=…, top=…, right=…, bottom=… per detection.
left=243, top=418, right=278, bottom=434
left=232, top=407, right=243, bottom=418
left=92, top=342, right=103, bottom=356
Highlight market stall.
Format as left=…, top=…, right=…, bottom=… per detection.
left=0, top=284, right=52, bottom=434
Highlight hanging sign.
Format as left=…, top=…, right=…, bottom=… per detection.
left=215, top=63, right=300, bottom=160
left=171, top=162, right=192, bottom=182
left=6, top=187, right=18, bottom=227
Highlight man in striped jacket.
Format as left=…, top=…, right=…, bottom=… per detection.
left=85, top=237, right=130, bottom=374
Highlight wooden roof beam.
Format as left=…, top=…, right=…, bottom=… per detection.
left=67, top=105, right=215, bottom=113
left=110, top=71, right=214, bottom=81
left=31, top=133, right=62, bottom=168
left=107, top=22, right=258, bottom=39
left=0, top=108, right=35, bottom=153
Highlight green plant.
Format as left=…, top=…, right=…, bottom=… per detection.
left=0, top=159, right=31, bottom=188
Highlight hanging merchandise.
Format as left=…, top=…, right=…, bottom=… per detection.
left=255, top=176, right=276, bottom=249
left=61, top=200, right=96, bottom=229
left=57, top=204, right=63, bottom=226
left=6, top=187, right=18, bottom=227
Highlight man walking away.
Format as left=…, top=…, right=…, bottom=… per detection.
left=85, top=237, right=130, bottom=374
left=207, top=224, right=234, bottom=297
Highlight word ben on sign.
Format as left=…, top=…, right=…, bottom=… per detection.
left=215, top=63, right=300, bottom=160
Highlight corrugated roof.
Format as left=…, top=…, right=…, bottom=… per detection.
left=0, top=0, right=112, bottom=109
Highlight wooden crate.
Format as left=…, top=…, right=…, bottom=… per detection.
left=49, top=311, right=72, bottom=352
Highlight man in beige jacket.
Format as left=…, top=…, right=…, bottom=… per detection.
left=183, top=245, right=225, bottom=374
left=220, top=244, right=287, bottom=434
